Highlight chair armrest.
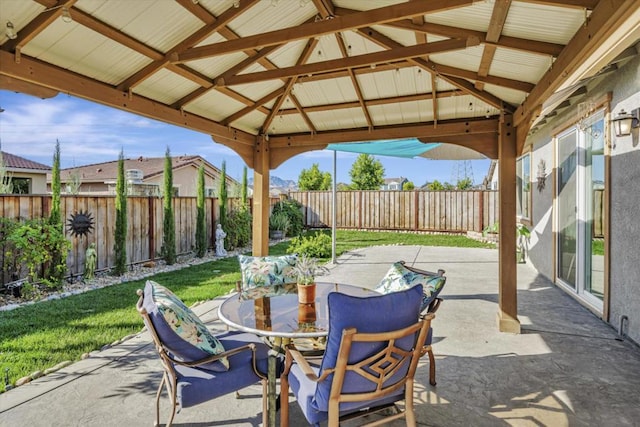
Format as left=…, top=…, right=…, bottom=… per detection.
left=420, top=297, right=443, bottom=318
left=164, top=343, right=256, bottom=368
left=283, top=345, right=334, bottom=382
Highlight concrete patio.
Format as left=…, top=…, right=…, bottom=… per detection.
left=1, top=245, right=639, bottom=426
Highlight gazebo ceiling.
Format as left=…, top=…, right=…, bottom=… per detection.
left=1, top=0, right=639, bottom=167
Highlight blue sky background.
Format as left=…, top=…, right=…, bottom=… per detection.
left=0, top=91, right=491, bottom=186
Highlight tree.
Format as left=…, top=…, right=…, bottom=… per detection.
left=427, top=180, right=444, bottom=191
left=113, top=149, right=128, bottom=275
left=47, top=140, right=66, bottom=285
left=49, top=140, right=61, bottom=227
left=240, top=166, right=248, bottom=208
left=195, top=164, right=207, bottom=258
left=349, top=154, right=385, bottom=190
left=218, top=160, right=228, bottom=229
left=0, top=151, right=13, bottom=194
left=456, top=177, right=473, bottom=190
left=403, top=181, right=415, bottom=191
left=298, top=163, right=332, bottom=190
left=65, top=170, right=82, bottom=194
left=161, top=147, right=176, bottom=265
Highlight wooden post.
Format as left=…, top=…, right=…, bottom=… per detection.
left=148, top=197, right=155, bottom=260
left=498, top=114, right=521, bottom=333
left=252, top=137, right=270, bottom=256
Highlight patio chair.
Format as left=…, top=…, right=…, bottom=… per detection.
left=136, top=280, right=277, bottom=427
left=375, top=261, right=447, bottom=386
left=280, top=285, right=433, bottom=427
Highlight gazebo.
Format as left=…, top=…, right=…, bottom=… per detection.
left=1, top=0, right=639, bottom=334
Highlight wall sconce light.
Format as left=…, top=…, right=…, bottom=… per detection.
left=612, top=108, right=640, bottom=137
left=5, top=21, right=17, bottom=40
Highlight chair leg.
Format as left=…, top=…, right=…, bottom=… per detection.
left=280, top=374, right=289, bottom=427
left=261, top=378, right=268, bottom=427
left=154, top=376, right=165, bottom=427
left=166, top=375, right=179, bottom=427
left=405, top=379, right=417, bottom=427
left=428, top=348, right=437, bottom=386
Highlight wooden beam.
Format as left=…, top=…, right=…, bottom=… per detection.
left=516, top=0, right=598, bottom=9
left=497, top=114, right=520, bottom=333
left=218, top=38, right=476, bottom=87
left=72, top=9, right=164, bottom=61
left=261, top=38, right=318, bottom=134
left=0, top=50, right=255, bottom=148
left=357, top=27, right=510, bottom=111
left=335, top=32, right=373, bottom=128
left=0, top=75, right=58, bottom=99
left=277, top=90, right=461, bottom=115
left=175, top=0, right=473, bottom=62
left=433, top=62, right=534, bottom=93
left=2, top=0, right=77, bottom=53
left=475, top=0, right=511, bottom=90
left=418, top=133, right=499, bottom=159
left=514, top=0, right=640, bottom=127
left=381, top=17, right=564, bottom=57
left=269, top=118, right=499, bottom=146
left=289, top=95, right=317, bottom=133
left=222, top=86, right=287, bottom=126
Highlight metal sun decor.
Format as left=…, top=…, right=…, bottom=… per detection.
left=67, top=210, right=95, bottom=238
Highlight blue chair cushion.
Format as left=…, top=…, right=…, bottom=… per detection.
left=375, top=261, right=446, bottom=311
left=175, top=331, right=276, bottom=408
left=310, top=285, right=423, bottom=416
left=143, top=280, right=228, bottom=371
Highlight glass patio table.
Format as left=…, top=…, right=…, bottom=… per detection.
left=218, top=281, right=378, bottom=427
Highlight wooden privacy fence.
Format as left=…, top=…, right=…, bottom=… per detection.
left=289, top=190, right=499, bottom=233
left=0, top=195, right=255, bottom=284
left=1, top=191, right=496, bottom=284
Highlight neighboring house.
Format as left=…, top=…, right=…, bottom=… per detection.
left=54, top=155, right=238, bottom=197
left=519, top=51, right=640, bottom=344
left=0, top=151, right=51, bottom=194
left=381, top=177, right=408, bottom=190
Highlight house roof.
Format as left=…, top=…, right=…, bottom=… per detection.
left=1, top=151, right=51, bottom=171
left=58, top=155, right=229, bottom=183
left=384, top=177, right=407, bottom=184
left=1, top=1, right=639, bottom=167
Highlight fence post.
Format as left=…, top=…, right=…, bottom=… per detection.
left=148, top=197, right=155, bottom=260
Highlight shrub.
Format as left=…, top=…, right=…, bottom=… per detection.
left=4, top=218, right=70, bottom=291
left=195, top=164, right=207, bottom=257
left=286, top=231, right=331, bottom=258
left=224, top=207, right=252, bottom=250
left=269, top=211, right=290, bottom=234
left=272, top=199, right=304, bottom=236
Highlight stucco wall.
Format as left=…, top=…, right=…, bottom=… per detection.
left=11, top=172, right=47, bottom=194
left=527, top=53, right=640, bottom=343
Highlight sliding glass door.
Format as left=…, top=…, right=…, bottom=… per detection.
left=556, top=111, right=606, bottom=311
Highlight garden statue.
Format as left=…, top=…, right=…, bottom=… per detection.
left=215, top=224, right=227, bottom=257
left=84, top=242, right=97, bottom=280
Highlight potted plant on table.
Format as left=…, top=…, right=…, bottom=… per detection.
left=292, top=254, right=320, bottom=304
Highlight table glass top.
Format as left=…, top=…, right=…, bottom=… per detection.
left=218, top=282, right=378, bottom=338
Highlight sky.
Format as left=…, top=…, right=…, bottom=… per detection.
left=0, top=90, right=491, bottom=187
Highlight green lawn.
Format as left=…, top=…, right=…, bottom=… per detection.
left=0, top=230, right=492, bottom=389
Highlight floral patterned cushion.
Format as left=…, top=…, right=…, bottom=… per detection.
left=375, top=261, right=446, bottom=311
left=143, top=280, right=229, bottom=371
left=238, top=254, right=298, bottom=290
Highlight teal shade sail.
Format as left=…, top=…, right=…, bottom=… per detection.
left=326, top=139, right=440, bottom=158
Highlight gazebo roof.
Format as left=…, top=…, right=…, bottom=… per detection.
left=1, top=1, right=639, bottom=167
